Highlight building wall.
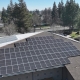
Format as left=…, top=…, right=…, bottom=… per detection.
left=0, top=73, right=32, bottom=80
left=0, top=68, right=62, bottom=80
left=67, top=70, right=74, bottom=80
left=33, top=68, right=62, bottom=80
left=62, top=67, right=75, bottom=80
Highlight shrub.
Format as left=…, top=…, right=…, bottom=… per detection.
left=3, top=23, right=17, bottom=36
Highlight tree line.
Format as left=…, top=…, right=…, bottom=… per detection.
left=1, top=0, right=80, bottom=34
left=52, top=0, right=79, bottom=30
left=1, top=0, right=32, bottom=33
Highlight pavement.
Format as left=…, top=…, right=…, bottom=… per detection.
left=35, top=26, right=69, bottom=32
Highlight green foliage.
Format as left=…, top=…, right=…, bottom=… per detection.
left=75, top=9, right=80, bottom=30
left=1, top=8, right=8, bottom=23
left=15, top=0, right=32, bottom=33
left=32, top=12, right=41, bottom=25
left=62, top=0, right=79, bottom=28
left=1, top=0, right=80, bottom=33
left=3, top=23, right=17, bottom=36
left=0, top=11, right=1, bottom=17
left=70, top=31, right=80, bottom=38
left=1, top=0, right=32, bottom=33
left=58, top=0, right=64, bottom=19
left=52, top=2, right=59, bottom=24
left=51, top=0, right=79, bottom=30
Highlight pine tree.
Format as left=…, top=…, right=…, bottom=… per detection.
left=41, top=8, right=51, bottom=25
left=7, top=0, right=14, bottom=24
left=1, top=7, right=8, bottom=23
left=14, top=0, right=32, bottom=33
left=13, top=3, right=21, bottom=22
left=62, top=0, right=79, bottom=29
left=52, top=2, right=58, bottom=24
left=32, top=11, right=41, bottom=26
left=58, top=0, right=64, bottom=18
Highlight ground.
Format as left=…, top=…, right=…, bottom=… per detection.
left=70, top=31, right=80, bottom=39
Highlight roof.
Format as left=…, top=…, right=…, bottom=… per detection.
left=0, top=31, right=43, bottom=48
left=0, top=31, right=80, bottom=78
left=0, top=23, right=3, bottom=28
left=53, top=33, right=80, bottom=80
left=66, top=56, right=80, bottom=80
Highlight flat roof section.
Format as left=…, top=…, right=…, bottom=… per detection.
left=0, top=31, right=43, bottom=48
left=66, top=56, right=80, bottom=80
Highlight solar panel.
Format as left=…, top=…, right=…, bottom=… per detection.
left=0, top=36, right=80, bottom=77
left=29, top=63, right=36, bottom=70
left=64, top=58, right=70, bottom=64
left=50, top=60, right=57, bottom=66
left=12, top=59, right=17, bottom=65
left=35, top=62, right=42, bottom=69
left=1, top=67, right=6, bottom=75
left=40, top=61, right=47, bottom=68
left=18, top=64, right=25, bottom=72
left=38, top=55, right=43, bottom=61
left=0, top=49, right=4, bottom=53
left=45, top=60, right=52, bottom=67
left=47, top=54, right=53, bottom=59
left=54, top=59, right=61, bottom=65
left=59, top=58, right=67, bottom=65
left=6, top=60, right=11, bottom=65
left=55, top=53, right=62, bottom=58
left=7, top=66, right=13, bottom=74
left=17, top=58, right=23, bottom=64
left=24, top=63, right=30, bottom=71
left=22, top=57, right=28, bottom=63
left=13, top=65, right=19, bottom=73
left=32, top=56, right=38, bottom=61
left=27, top=57, right=33, bottom=62
left=10, top=48, right=14, bottom=53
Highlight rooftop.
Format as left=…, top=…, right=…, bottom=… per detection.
left=0, top=31, right=80, bottom=78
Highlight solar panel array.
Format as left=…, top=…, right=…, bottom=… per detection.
left=0, top=36, right=80, bottom=77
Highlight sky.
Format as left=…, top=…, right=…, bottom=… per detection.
left=0, top=0, right=80, bottom=11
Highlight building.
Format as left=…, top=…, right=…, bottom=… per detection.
left=0, top=31, right=80, bottom=80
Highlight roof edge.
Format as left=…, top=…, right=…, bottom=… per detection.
left=53, top=33, right=80, bottom=43
left=0, top=31, right=44, bottom=48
